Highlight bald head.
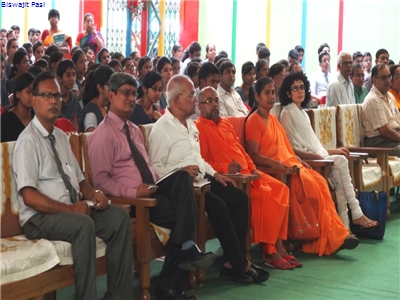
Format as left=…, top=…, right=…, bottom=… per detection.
left=198, top=86, right=220, bottom=122
left=166, top=74, right=197, bottom=120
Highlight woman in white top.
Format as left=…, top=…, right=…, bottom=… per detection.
left=278, top=71, right=377, bottom=232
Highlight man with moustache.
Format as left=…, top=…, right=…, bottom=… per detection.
left=362, top=64, right=400, bottom=157
left=12, top=71, right=134, bottom=299
left=327, top=51, right=356, bottom=107
left=88, top=72, right=215, bottom=300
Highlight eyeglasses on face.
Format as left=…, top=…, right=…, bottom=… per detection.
left=374, top=74, right=392, bottom=81
left=117, top=89, right=138, bottom=99
left=290, top=85, right=305, bottom=92
left=34, top=92, right=62, bottom=101
left=200, top=98, right=219, bottom=105
left=353, top=73, right=365, bottom=78
left=178, top=93, right=196, bottom=99
left=340, top=61, right=353, bottom=66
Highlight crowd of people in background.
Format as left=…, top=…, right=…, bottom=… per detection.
left=1, top=7, right=400, bottom=300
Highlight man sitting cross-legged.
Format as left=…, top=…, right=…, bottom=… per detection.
left=148, top=74, right=270, bottom=284
left=88, top=72, right=215, bottom=300
left=195, top=86, right=301, bottom=270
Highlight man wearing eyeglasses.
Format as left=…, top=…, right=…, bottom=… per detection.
left=13, top=71, right=134, bottom=299
left=149, top=75, right=270, bottom=285
left=89, top=72, right=216, bottom=300
left=327, top=51, right=356, bottom=107
left=362, top=64, right=400, bottom=157
left=351, top=63, right=368, bottom=104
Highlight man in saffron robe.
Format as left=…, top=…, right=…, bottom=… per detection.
left=195, top=86, right=299, bottom=269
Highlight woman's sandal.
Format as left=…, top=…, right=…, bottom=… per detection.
left=264, top=258, right=295, bottom=270
left=282, top=255, right=303, bottom=268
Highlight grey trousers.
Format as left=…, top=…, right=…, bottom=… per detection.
left=364, top=134, right=400, bottom=157
left=23, top=205, right=133, bottom=300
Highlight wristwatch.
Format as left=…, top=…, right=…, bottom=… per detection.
left=93, top=189, right=103, bottom=197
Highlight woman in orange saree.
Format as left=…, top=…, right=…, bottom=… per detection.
left=41, top=9, right=72, bottom=59
left=245, top=77, right=358, bottom=256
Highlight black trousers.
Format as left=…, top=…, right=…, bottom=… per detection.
left=204, top=174, right=249, bottom=275
left=132, top=170, right=197, bottom=290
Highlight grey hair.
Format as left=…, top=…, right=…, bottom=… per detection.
left=337, top=51, right=352, bottom=64
left=197, top=86, right=218, bottom=104
left=166, top=74, right=193, bottom=104
left=108, top=72, right=137, bottom=93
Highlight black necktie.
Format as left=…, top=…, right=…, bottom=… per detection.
left=48, top=134, right=78, bottom=203
left=123, top=123, right=155, bottom=184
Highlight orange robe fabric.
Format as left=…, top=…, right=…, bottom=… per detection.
left=389, top=89, right=400, bottom=110
left=245, top=112, right=348, bottom=256
left=196, top=115, right=289, bottom=248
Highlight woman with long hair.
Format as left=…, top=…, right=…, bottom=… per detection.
left=79, top=65, right=114, bottom=132
left=245, top=77, right=359, bottom=256
left=129, top=71, right=162, bottom=125
left=33, top=41, right=45, bottom=62
left=279, top=72, right=377, bottom=231
left=137, top=56, right=152, bottom=86
left=204, top=43, right=216, bottom=63
left=1, top=73, right=34, bottom=142
left=156, top=56, right=173, bottom=111
left=235, top=61, right=256, bottom=108
left=7, top=49, right=30, bottom=94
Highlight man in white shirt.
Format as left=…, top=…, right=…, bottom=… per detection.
left=148, top=75, right=270, bottom=284
left=327, top=51, right=356, bottom=107
left=217, top=61, right=249, bottom=116
left=13, top=71, right=133, bottom=299
left=309, top=51, right=334, bottom=105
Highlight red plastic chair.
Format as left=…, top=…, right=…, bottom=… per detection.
left=55, top=118, right=77, bottom=132
left=244, top=102, right=252, bottom=111
left=0, top=106, right=4, bottom=114
left=319, top=96, right=327, bottom=105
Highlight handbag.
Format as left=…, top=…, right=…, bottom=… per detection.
left=350, top=191, right=387, bottom=240
left=288, top=176, right=321, bottom=241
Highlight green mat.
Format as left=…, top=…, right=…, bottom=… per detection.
left=57, top=197, right=400, bottom=300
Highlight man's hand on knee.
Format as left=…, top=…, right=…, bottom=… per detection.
left=71, top=201, right=90, bottom=215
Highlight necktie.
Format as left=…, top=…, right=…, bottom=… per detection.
left=123, top=123, right=155, bottom=184
left=325, top=73, right=329, bottom=85
left=48, top=134, right=78, bottom=203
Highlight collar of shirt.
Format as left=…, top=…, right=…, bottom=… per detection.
left=164, top=106, right=194, bottom=128
left=217, top=84, right=233, bottom=95
left=371, top=85, right=388, bottom=101
left=32, top=116, right=54, bottom=137
left=337, top=72, right=350, bottom=83
left=106, top=110, right=132, bottom=132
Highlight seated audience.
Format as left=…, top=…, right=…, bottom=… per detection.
left=217, top=61, right=249, bottom=116
left=363, top=49, right=389, bottom=92
left=129, top=71, right=162, bottom=125
left=1, top=54, right=9, bottom=108
left=204, top=43, right=216, bottom=64
left=148, top=74, right=270, bottom=284
left=389, top=65, right=400, bottom=109
left=245, top=77, right=359, bottom=256
left=287, top=49, right=299, bottom=67
left=295, top=45, right=304, bottom=64
left=137, top=55, right=152, bottom=85
left=121, top=57, right=135, bottom=76
left=111, top=52, right=124, bottom=62
left=56, top=60, right=81, bottom=130
left=33, top=41, right=45, bottom=62
left=7, top=48, right=30, bottom=94
left=267, top=63, right=286, bottom=103
left=257, top=46, right=270, bottom=62
left=83, top=46, right=96, bottom=68
left=317, top=42, right=330, bottom=54
left=88, top=72, right=216, bottom=300
left=0, top=37, right=6, bottom=57
left=97, top=48, right=111, bottom=65
left=363, top=52, right=372, bottom=75
left=75, top=13, right=104, bottom=55
left=352, top=51, right=363, bottom=64
left=362, top=64, right=400, bottom=157
left=108, top=59, right=122, bottom=73
left=34, top=58, right=48, bottom=70
left=185, top=61, right=200, bottom=89
left=351, top=63, right=368, bottom=104
left=79, top=65, right=114, bottom=132
left=171, top=56, right=181, bottom=75
left=13, top=70, right=133, bottom=299
left=72, top=49, right=88, bottom=91
left=5, top=38, right=18, bottom=80
left=327, top=51, right=355, bottom=106
left=288, top=61, right=302, bottom=73
left=279, top=71, right=377, bottom=231
left=129, top=51, right=141, bottom=76
left=196, top=86, right=300, bottom=270
left=235, top=61, right=256, bottom=108
left=49, top=51, right=65, bottom=72
left=22, top=42, right=33, bottom=62
left=1, top=73, right=35, bottom=142
left=171, top=43, right=183, bottom=61
left=180, top=41, right=201, bottom=75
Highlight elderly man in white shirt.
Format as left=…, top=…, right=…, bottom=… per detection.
left=148, top=75, right=270, bottom=284
left=326, top=51, right=356, bottom=107
left=216, top=61, right=249, bottom=116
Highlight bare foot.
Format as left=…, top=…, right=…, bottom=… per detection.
left=353, top=215, right=378, bottom=228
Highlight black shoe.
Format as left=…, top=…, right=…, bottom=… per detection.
left=244, top=263, right=270, bottom=283
left=220, top=265, right=253, bottom=284
left=337, top=235, right=359, bottom=252
left=177, top=244, right=216, bottom=270
left=155, top=286, right=197, bottom=300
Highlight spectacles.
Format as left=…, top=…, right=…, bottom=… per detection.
left=340, top=61, right=353, bottom=66
left=363, top=59, right=371, bottom=63
left=117, top=89, right=138, bottom=99
left=34, top=92, right=62, bottom=101
left=150, top=86, right=162, bottom=93
left=200, top=98, right=219, bottom=105
left=353, top=73, right=365, bottom=78
left=374, top=75, right=392, bottom=81
left=291, top=85, right=305, bottom=92
left=178, top=93, right=196, bottom=99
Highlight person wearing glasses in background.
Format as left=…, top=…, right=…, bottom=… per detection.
left=326, top=51, right=355, bottom=107
left=351, top=63, right=368, bottom=104
left=362, top=64, right=400, bottom=157
left=13, top=71, right=134, bottom=300
left=76, top=13, right=104, bottom=56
